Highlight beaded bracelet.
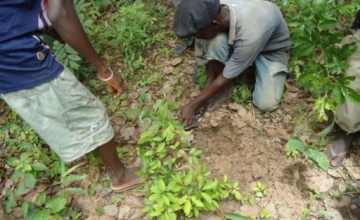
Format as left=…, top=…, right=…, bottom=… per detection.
left=98, top=69, right=114, bottom=81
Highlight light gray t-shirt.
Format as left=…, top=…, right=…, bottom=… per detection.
left=222, top=0, right=292, bottom=78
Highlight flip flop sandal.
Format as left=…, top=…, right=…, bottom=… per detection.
left=111, top=178, right=144, bottom=193
left=325, top=142, right=349, bottom=169
left=183, top=107, right=206, bottom=131
left=173, top=37, right=194, bottom=55
left=349, top=199, right=360, bottom=219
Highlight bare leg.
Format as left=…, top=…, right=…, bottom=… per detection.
left=94, top=139, right=141, bottom=189
left=205, top=60, right=233, bottom=111
left=204, top=60, right=224, bottom=90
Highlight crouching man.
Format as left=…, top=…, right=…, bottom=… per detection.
left=173, top=0, right=292, bottom=127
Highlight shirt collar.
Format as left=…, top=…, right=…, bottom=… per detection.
left=223, top=4, right=237, bottom=45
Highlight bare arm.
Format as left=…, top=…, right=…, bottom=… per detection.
left=180, top=74, right=231, bottom=125
left=46, top=0, right=126, bottom=98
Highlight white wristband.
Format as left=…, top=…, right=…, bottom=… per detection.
left=98, top=69, right=114, bottom=81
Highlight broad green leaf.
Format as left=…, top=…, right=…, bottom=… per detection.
left=156, top=142, right=165, bottom=153
left=68, top=54, right=81, bottom=61
left=293, top=44, right=315, bottom=57
left=317, top=19, right=337, bottom=31
left=166, top=193, right=178, bottom=203
left=144, top=151, right=154, bottom=156
left=318, top=122, right=334, bottom=137
left=183, top=200, right=192, bottom=216
left=152, top=136, right=164, bottom=142
left=125, top=108, right=141, bottom=120
left=194, top=208, right=200, bottom=218
left=223, top=212, right=248, bottom=220
left=163, top=213, right=171, bottom=220
left=233, top=181, right=239, bottom=188
left=5, top=190, right=15, bottom=213
left=69, top=60, right=80, bottom=70
left=190, top=196, right=204, bottom=208
left=95, top=207, right=105, bottom=214
left=307, top=149, right=329, bottom=171
left=200, top=192, right=212, bottom=204
left=141, top=206, right=151, bottom=213
left=158, top=179, right=166, bottom=192
left=343, top=86, right=360, bottom=104
left=168, top=212, right=177, bottom=220
left=202, top=180, right=218, bottom=191
left=16, top=181, right=25, bottom=197
left=223, top=174, right=228, bottom=183
left=286, top=137, right=305, bottom=153
left=22, top=201, right=29, bottom=218
left=234, top=191, right=242, bottom=200
left=35, top=192, right=47, bottom=206
left=332, top=86, right=345, bottom=105
left=162, top=194, right=170, bottom=206
left=45, top=197, right=67, bottom=213
left=212, top=200, right=220, bottom=208
left=25, top=173, right=36, bottom=188
left=32, top=209, right=51, bottom=220
left=149, top=193, right=161, bottom=201
left=184, top=171, right=193, bottom=186
left=7, top=158, right=20, bottom=167
left=32, top=162, right=48, bottom=171
left=149, top=210, right=162, bottom=217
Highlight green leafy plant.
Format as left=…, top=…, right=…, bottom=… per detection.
left=24, top=195, right=79, bottom=220
left=1, top=110, right=86, bottom=219
left=52, top=42, right=82, bottom=71
left=273, top=0, right=360, bottom=121
left=224, top=212, right=248, bottom=220
left=232, top=84, right=252, bottom=104
left=301, top=190, right=325, bottom=220
left=136, top=100, right=242, bottom=219
left=329, top=190, right=343, bottom=199
left=260, top=210, right=271, bottom=219
left=243, top=194, right=255, bottom=206
left=286, top=137, right=330, bottom=170
left=252, top=182, right=268, bottom=198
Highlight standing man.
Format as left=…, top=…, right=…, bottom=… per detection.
left=173, top=0, right=292, bottom=126
left=0, top=0, right=142, bottom=192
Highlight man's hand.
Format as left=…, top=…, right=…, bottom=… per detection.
left=98, top=69, right=127, bottom=98
left=180, top=103, right=196, bottom=126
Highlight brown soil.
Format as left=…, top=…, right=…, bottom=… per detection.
left=2, top=2, right=360, bottom=220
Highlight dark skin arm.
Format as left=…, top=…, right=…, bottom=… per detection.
left=180, top=73, right=232, bottom=125
left=46, top=0, right=126, bottom=98
left=45, top=28, right=64, bottom=43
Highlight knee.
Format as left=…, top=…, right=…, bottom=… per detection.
left=253, top=98, right=280, bottom=112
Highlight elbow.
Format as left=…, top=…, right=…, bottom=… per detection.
left=46, top=1, right=73, bottom=25
left=47, top=8, right=64, bottom=25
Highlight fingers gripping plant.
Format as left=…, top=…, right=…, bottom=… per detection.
left=137, top=100, right=242, bottom=219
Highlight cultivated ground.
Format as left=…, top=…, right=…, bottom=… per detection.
left=1, top=2, right=360, bottom=220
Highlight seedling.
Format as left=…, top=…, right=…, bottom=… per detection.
left=252, top=182, right=268, bottom=198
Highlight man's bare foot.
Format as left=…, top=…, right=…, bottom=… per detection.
left=349, top=199, right=360, bottom=219
left=110, top=167, right=144, bottom=192
left=324, top=133, right=356, bottom=168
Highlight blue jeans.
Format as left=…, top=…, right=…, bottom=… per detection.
left=195, top=33, right=288, bottom=112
